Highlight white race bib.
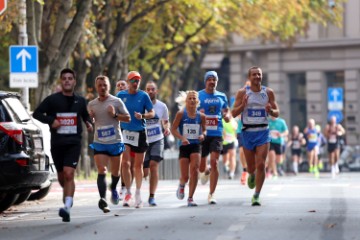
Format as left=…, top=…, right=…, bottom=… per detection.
left=183, top=123, right=200, bottom=140
left=123, top=130, right=140, bottom=146
left=97, top=125, right=116, bottom=142
left=56, top=113, right=77, bottom=134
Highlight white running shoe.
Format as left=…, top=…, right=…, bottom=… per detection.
left=208, top=193, right=217, bottom=205
left=200, top=171, right=210, bottom=185
left=135, top=194, right=143, bottom=208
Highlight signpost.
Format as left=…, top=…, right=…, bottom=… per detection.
left=327, top=88, right=343, bottom=110
left=327, top=87, right=344, bottom=123
left=9, top=45, right=39, bottom=88
left=0, top=0, right=7, bottom=15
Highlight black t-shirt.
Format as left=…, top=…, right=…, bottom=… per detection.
left=33, top=92, right=91, bottom=146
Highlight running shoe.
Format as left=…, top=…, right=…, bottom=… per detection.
left=59, top=207, right=70, bottom=222
left=98, top=198, right=110, bottom=213
left=318, top=161, right=324, bottom=170
left=187, top=198, right=198, bottom=207
left=247, top=174, right=256, bottom=189
left=119, top=186, right=126, bottom=201
left=176, top=184, right=185, bottom=200
left=240, top=172, right=248, bottom=185
left=200, top=171, right=210, bottom=185
left=148, top=197, right=157, bottom=207
left=251, top=196, right=261, bottom=206
left=110, top=189, right=120, bottom=205
left=135, top=194, right=143, bottom=208
left=123, top=193, right=132, bottom=207
left=208, top=193, right=217, bottom=205
left=335, top=163, right=340, bottom=174
left=314, top=167, right=320, bottom=179
left=309, top=166, right=314, bottom=173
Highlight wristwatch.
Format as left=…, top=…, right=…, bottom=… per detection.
left=113, top=113, right=118, bottom=119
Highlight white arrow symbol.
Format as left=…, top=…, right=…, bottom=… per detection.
left=331, top=89, right=339, bottom=102
left=16, top=49, right=31, bottom=72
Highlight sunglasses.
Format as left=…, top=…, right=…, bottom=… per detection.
left=129, top=79, right=140, bottom=83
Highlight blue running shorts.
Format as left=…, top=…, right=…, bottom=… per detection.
left=89, top=142, right=125, bottom=156
left=241, top=129, right=270, bottom=151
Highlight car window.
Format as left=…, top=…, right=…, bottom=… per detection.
left=3, top=98, right=31, bottom=122
left=0, top=102, right=11, bottom=122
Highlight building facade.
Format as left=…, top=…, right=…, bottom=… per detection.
left=203, top=0, right=360, bottom=146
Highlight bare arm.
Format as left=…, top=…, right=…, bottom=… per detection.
left=171, top=111, right=188, bottom=145
left=266, top=88, right=279, bottom=117
left=231, top=89, right=247, bottom=118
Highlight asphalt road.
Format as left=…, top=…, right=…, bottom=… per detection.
left=1, top=172, right=360, bottom=240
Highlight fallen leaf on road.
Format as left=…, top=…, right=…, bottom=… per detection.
left=204, top=222, right=212, bottom=225
left=327, top=223, right=336, bottom=229
left=308, top=210, right=316, bottom=213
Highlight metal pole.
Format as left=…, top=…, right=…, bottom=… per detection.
left=18, top=0, right=30, bottom=110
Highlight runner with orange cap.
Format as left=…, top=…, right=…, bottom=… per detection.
left=116, top=71, right=155, bottom=208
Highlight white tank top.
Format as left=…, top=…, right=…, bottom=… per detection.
left=242, top=86, right=269, bottom=131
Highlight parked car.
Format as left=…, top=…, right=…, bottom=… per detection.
left=0, top=91, right=50, bottom=212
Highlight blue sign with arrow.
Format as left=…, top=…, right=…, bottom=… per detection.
left=10, top=45, right=38, bottom=73
left=327, top=88, right=343, bottom=110
left=327, top=110, right=343, bottom=123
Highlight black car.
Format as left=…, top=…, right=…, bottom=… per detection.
left=0, top=91, right=50, bottom=212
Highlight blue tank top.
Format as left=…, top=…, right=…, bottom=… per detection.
left=306, top=128, right=318, bottom=150
left=179, top=109, right=202, bottom=145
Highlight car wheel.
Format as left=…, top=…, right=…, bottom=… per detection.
left=27, top=184, right=52, bottom=201
left=14, top=190, right=32, bottom=205
left=0, top=192, right=19, bottom=213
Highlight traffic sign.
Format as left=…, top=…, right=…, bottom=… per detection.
left=327, top=110, right=343, bottom=123
left=327, top=88, right=343, bottom=110
left=0, top=0, right=7, bottom=15
left=9, top=45, right=38, bottom=88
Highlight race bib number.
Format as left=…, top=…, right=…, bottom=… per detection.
left=270, top=130, right=279, bottom=139
left=329, top=135, right=337, bottom=144
left=292, top=140, right=301, bottom=149
left=97, top=125, right=116, bottom=142
left=147, top=125, right=162, bottom=143
left=246, top=108, right=266, bottom=123
left=123, top=130, right=140, bottom=146
left=205, top=115, right=218, bottom=130
left=224, top=132, right=234, bottom=142
left=308, top=133, right=317, bottom=143
left=56, top=113, right=77, bottom=134
left=183, top=124, right=200, bottom=140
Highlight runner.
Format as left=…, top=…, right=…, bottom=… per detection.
left=324, top=116, right=345, bottom=178
left=287, top=125, right=305, bottom=175
left=231, top=66, right=279, bottom=206
left=236, top=114, right=248, bottom=185
left=221, top=115, right=238, bottom=179
left=144, top=81, right=170, bottom=206
left=304, top=118, right=320, bottom=178
left=171, top=91, right=206, bottom=207
left=33, top=68, right=93, bottom=222
left=198, top=70, right=230, bottom=204
left=268, top=116, right=288, bottom=178
left=116, top=71, right=155, bottom=208
left=88, top=75, right=130, bottom=213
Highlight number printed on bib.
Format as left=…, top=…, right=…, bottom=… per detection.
left=247, top=108, right=266, bottom=123
left=183, top=123, right=200, bottom=140
left=123, top=130, right=140, bottom=146
left=147, top=125, right=162, bottom=143
left=56, top=113, right=77, bottom=134
left=205, top=115, right=218, bottom=130
left=97, top=125, right=116, bottom=142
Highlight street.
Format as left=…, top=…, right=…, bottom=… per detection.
left=1, top=172, right=360, bottom=240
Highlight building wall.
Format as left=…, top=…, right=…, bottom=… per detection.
left=207, top=0, right=360, bottom=145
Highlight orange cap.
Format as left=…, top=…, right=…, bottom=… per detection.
left=127, top=71, right=141, bottom=80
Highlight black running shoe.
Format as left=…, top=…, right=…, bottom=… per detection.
left=59, top=207, right=70, bottom=222
left=98, top=198, right=110, bottom=213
